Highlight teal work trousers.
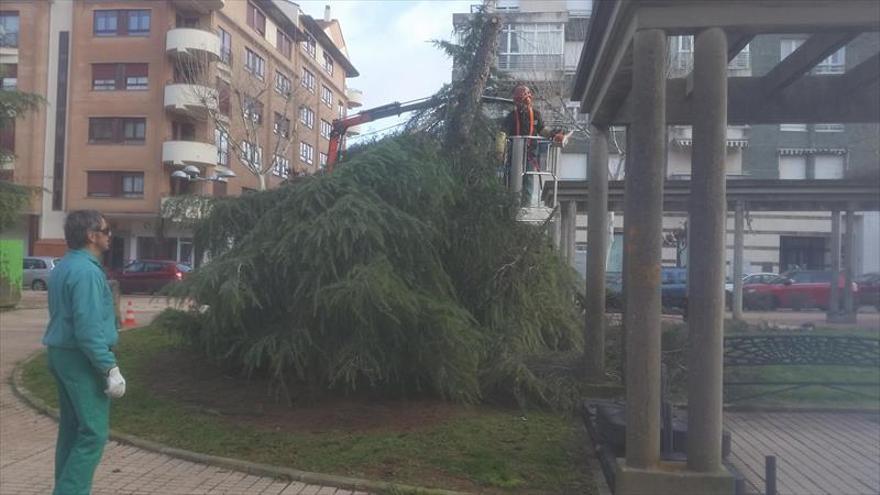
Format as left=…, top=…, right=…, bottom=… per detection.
left=47, top=347, right=110, bottom=495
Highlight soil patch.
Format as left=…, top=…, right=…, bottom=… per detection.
left=146, top=347, right=472, bottom=434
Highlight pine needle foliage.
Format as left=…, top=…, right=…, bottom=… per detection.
left=161, top=9, right=584, bottom=409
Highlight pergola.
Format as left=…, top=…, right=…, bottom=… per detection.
left=568, top=1, right=880, bottom=494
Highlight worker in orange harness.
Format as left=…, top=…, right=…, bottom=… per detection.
left=502, top=84, right=564, bottom=202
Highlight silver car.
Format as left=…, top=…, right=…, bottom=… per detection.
left=23, top=256, right=61, bottom=291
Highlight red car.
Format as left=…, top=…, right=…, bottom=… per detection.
left=111, top=260, right=191, bottom=294
left=743, top=270, right=858, bottom=310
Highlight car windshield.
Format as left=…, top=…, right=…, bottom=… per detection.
left=177, top=264, right=192, bottom=272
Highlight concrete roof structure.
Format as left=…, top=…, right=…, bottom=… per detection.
left=562, top=2, right=880, bottom=493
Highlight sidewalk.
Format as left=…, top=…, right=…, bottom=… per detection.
left=0, top=293, right=355, bottom=495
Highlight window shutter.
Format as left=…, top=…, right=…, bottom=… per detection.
left=87, top=172, right=115, bottom=196
left=246, top=3, right=255, bottom=29
left=125, top=63, right=148, bottom=77
left=93, top=63, right=116, bottom=79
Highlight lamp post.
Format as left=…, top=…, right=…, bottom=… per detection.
left=170, top=165, right=236, bottom=183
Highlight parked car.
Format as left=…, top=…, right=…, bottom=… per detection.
left=743, top=270, right=858, bottom=310
left=110, top=260, right=191, bottom=294
left=23, top=256, right=61, bottom=291
left=661, top=267, right=689, bottom=312
left=855, top=272, right=880, bottom=310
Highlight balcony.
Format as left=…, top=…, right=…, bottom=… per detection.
left=164, top=83, right=217, bottom=118
left=170, top=0, right=224, bottom=13
left=166, top=28, right=220, bottom=61
left=162, top=140, right=218, bottom=167
left=346, top=88, right=363, bottom=109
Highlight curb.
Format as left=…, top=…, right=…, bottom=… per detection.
left=11, top=349, right=469, bottom=495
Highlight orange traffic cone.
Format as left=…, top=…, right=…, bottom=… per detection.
left=123, top=301, right=137, bottom=327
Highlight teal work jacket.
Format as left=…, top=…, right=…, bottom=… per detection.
left=42, top=249, right=118, bottom=374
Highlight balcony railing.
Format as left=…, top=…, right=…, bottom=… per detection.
left=166, top=28, right=221, bottom=61
left=170, top=0, right=224, bottom=13
left=162, top=140, right=218, bottom=167
left=164, top=83, right=218, bottom=118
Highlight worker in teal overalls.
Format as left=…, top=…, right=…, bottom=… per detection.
left=42, top=209, right=126, bottom=495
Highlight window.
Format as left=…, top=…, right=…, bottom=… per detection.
left=1, top=63, right=17, bottom=90
left=217, top=78, right=231, bottom=115
left=94, top=10, right=118, bottom=36
left=299, top=142, right=313, bottom=165
left=301, top=67, right=315, bottom=92
left=244, top=48, right=265, bottom=79
left=816, top=47, right=845, bottom=74
left=815, top=123, right=844, bottom=132
left=321, top=85, right=332, bottom=107
left=87, top=172, right=145, bottom=197
left=127, top=10, right=150, bottom=36
left=93, top=10, right=151, bottom=37
left=778, top=153, right=845, bottom=179
left=246, top=2, right=266, bottom=36
left=0, top=11, right=19, bottom=48
left=274, top=112, right=291, bottom=138
left=323, top=53, right=334, bottom=75
left=319, top=152, right=328, bottom=170
left=218, top=27, right=232, bottom=65
left=303, top=33, right=316, bottom=58
left=122, top=174, right=144, bottom=197
left=241, top=141, right=262, bottom=166
left=338, top=102, right=345, bottom=119
left=300, top=106, right=314, bottom=129
left=123, top=119, right=146, bottom=141
left=243, top=96, right=263, bottom=124
left=275, top=71, right=292, bottom=96
left=781, top=39, right=845, bottom=74
left=814, top=154, right=845, bottom=179
left=671, top=35, right=694, bottom=71
left=277, top=29, right=292, bottom=59
left=498, top=23, right=564, bottom=71
left=320, top=119, right=332, bottom=139
left=779, top=123, right=807, bottom=132
left=88, top=117, right=146, bottom=144
left=215, top=128, right=229, bottom=165
left=273, top=155, right=290, bottom=178
left=92, top=63, right=148, bottom=91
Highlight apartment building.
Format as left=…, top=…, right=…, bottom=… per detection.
left=0, top=0, right=359, bottom=269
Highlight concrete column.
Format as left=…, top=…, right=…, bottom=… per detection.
left=585, top=125, right=609, bottom=381
left=686, top=27, right=728, bottom=473
left=565, top=200, right=577, bottom=266
left=844, top=207, right=855, bottom=317
left=560, top=201, right=571, bottom=261
left=623, top=29, right=666, bottom=470
left=828, top=209, right=841, bottom=319
left=732, top=201, right=744, bottom=320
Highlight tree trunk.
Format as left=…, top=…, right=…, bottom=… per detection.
left=444, top=13, right=501, bottom=152
left=258, top=173, right=267, bottom=191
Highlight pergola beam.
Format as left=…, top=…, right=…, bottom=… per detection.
left=843, top=52, right=880, bottom=92
left=615, top=75, right=880, bottom=125
left=761, top=32, right=857, bottom=95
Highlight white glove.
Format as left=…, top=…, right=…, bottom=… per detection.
left=105, top=366, right=126, bottom=399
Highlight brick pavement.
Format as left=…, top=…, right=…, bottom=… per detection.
left=0, top=293, right=364, bottom=495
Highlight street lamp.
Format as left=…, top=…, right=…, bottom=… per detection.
left=171, top=166, right=236, bottom=182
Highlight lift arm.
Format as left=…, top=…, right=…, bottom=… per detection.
left=326, top=95, right=513, bottom=172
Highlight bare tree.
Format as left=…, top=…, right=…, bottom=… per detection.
left=173, top=51, right=303, bottom=191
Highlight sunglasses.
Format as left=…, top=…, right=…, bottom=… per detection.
left=92, top=227, right=112, bottom=236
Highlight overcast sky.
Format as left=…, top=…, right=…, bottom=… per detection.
left=297, top=0, right=475, bottom=140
